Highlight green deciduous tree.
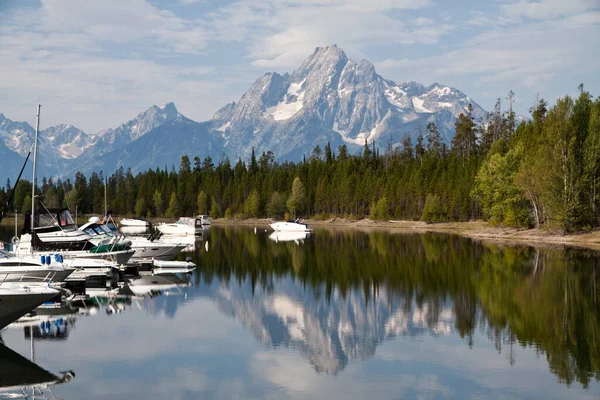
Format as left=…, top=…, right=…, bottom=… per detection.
left=287, top=177, right=305, bottom=219
left=165, top=192, right=179, bottom=218
left=421, top=194, right=446, bottom=223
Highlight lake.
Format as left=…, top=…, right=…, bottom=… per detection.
left=0, top=225, right=599, bottom=399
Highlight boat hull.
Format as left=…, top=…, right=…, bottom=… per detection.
left=0, top=267, right=74, bottom=284
left=270, top=222, right=311, bottom=232
left=0, top=285, right=60, bottom=330
left=119, top=218, right=151, bottom=227
left=130, top=242, right=187, bottom=261
left=156, top=224, right=200, bottom=236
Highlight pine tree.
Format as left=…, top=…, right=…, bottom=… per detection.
left=425, top=122, right=441, bottom=156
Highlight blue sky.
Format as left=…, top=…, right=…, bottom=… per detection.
left=0, top=0, right=598, bottom=133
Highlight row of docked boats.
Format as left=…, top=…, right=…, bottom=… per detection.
left=0, top=262, right=193, bottom=397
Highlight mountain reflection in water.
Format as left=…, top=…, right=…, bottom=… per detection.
left=0, top=225, right=598, bottom=399
left=196, top=227, right=600, bottom=387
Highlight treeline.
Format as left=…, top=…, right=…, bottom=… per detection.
left=1, top=87, right=599, bottom=232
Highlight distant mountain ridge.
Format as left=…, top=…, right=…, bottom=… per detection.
left=0, top=45, right=487, bottom=180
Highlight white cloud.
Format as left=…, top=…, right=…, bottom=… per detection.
left=376, top=14, right=599, bottom=101
left=0, top=0, right=597, bottom=134
left=205, top=0, right=446, bottom=70
left=502, top=0, right=599, bottom=20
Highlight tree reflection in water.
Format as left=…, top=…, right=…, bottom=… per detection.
left=191, top=227, right=600, bottom=387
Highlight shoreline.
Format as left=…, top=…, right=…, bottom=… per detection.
left=212, top=217, right=600, bottom=251
left=3, top=214, right=599, bottom=251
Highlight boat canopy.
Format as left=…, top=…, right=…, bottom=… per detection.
left=35, top=208, right=76, bottom=230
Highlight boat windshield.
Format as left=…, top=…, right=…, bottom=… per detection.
left=57, top=210, right=76, bottom=227
left=97, top=225, right=113, bottom=234
left=84, top=227, right=98, bottom=237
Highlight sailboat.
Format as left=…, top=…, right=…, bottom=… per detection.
left=13, top=105, right=133, bottom=269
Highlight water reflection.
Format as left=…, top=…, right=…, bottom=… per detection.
left=0, top=225, right=598, bottom=398
left=269, top=231, right=310, bottom=244
left=119, top=225, right=205, bottom=252
left=0, top=338, right=74, bottom=398
left=195, top=227, right=600, bottom=388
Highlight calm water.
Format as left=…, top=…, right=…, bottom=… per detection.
left=1, top=225, right=599, bottom=399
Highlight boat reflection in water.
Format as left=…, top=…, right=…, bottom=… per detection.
left=121, top=273, right=190, bottom=298
left=268, top=231, right=310, bottom=244
left=0, top=340, right=74, bottom=398
left=120, top=225, right=205, bottom=253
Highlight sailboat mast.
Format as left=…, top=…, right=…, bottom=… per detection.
left=31, top=104, right=41, bottom=232
left=104, top=175, right=107, bottom=218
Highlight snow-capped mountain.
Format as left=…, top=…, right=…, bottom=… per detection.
left=64, top=102, right=181, bottom=175
left=1, top=45, right=488, bottom=180
left=80, top=115, right=223, bottom=174
left=42, top=124, right=94, bottom=159
left=0, top=103, right=181, bottom=179
left=0, top=113, right=92, bottom=173
left=213, top=45, right=486, bottom=160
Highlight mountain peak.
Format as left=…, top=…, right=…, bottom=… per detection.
left=294, top=45, right=348, bottom=80
left=160, top=102, right=178, bottom=115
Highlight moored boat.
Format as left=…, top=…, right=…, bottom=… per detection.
left=0, top=283, right=61, bottom=330
left=119, top=217, right=152, bottom=227
left=157, top=216, right=204, bottom=235
left=270, top=219, right=311, bottom=232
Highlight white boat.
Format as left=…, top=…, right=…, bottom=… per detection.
left=0, top=283, right=60, bottom=330
left=270, top=219, right=311, bottom=232
left=0, top=249, right=76, bottom=284
left=120, top=225, right=150, bottom=235
left=27, top=208, right=94, bottom=251
left=157, top=216, right=203, bottom=235
left=15, top=233, right=135, bottom=266
left=119, top=217, right=152, bottom=227
left=80, top=218, right=187, bottom=261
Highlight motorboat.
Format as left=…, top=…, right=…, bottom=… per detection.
left=15, top=233, right=135, bottom=266
left=269, top=231, right=310, bottom=244
left=0, top=249, right=75, bottom=285
left=24, top=208, right=94, bottom=251
left=270, top=219, right=311, bottom=232
left=120, top=225, right=150, bottom=235
left=119, top=217, right=152, bottom=228
left=157, top=216, right=203, bottom=235
left=0, top=283, right=60, bottom=330
left=80, top=218, right=187, bottom=261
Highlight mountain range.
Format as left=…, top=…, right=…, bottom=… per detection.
left=0, top=45, right=486, bottom=181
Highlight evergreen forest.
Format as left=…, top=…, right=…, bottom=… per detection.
left=2, top=87, right=599, bottom=233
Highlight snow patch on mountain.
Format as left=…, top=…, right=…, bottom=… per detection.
left=412, top=97, right=431, bottom=113
left=267, top=79, right=306, bottom=121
